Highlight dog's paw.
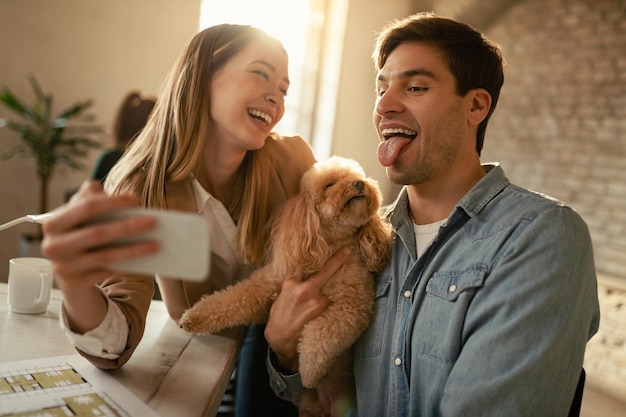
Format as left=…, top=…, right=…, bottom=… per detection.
left=179, top=311, right=203, bottom=334
left=179, top=307, right=222, bottom=334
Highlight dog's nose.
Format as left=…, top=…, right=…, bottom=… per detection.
left=353, top=180, right=365, bottom=193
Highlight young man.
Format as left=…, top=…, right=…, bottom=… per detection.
left=264, top=12, right=600, bottom=417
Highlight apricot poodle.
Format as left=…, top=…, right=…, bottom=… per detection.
left=180, top=156, right=393, bottom=417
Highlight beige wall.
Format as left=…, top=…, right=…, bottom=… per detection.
left=0, top=0, right=419, bottom=281
left=0, top=0, right=202, bottom=280
left=2, top=0, right=624, bottom=284
left=0, top=0, right=416, bottom=281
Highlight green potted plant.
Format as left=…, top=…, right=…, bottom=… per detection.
left=0, top=75, right=103, bottom=242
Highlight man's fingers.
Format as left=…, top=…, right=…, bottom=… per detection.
left=265, top=248, right=351, bottom=374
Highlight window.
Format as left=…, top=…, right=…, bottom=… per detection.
left=200, top=0, right=347, bottom=159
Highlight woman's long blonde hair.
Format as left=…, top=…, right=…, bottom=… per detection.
left=105, top=24, right=286, bottom=265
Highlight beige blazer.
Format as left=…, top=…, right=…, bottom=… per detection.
left=81, top=135, right=316, bottom=369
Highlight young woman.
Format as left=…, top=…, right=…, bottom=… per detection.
left=42, top=24, right=319, bottom=416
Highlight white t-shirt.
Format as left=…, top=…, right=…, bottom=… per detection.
left=413, top=219, right=446, bottom=259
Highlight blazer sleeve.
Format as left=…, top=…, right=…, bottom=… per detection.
left=74, top=274, right=155, bottom=369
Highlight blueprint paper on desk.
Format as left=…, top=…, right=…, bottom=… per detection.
left=0, top=354, right=160, bottom=417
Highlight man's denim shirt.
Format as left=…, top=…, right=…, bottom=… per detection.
left=268, top=164, right=600, bottom=417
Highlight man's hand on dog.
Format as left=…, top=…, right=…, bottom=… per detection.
left=265, top=247, right=352, bottom=374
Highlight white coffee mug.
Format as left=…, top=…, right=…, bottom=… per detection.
left=7, top=257, right=54, bottom=314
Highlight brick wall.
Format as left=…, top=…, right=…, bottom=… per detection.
left=481, top=0, right=626, bottom=283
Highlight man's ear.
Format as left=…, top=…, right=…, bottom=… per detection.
left=467, top=88, right=492, bottom=126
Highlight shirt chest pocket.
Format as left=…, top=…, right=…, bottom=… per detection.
left=425, top=265, right=487, bottom=300
left=414, top=265, right=487, bottom=363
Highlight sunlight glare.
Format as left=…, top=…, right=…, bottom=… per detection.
left=199, top=0, right=311, bottom=68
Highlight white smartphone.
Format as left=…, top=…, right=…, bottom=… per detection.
left=87, top=208, right=210, bottom=281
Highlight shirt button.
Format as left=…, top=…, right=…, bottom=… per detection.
left=449, top=284, right=457, bottom=293
left=394, top=357, right=402, bottom=366
left=403, top=290, right=411, bottom=298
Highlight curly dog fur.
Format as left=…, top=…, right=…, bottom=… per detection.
left=180, top=156, right=393, bottom=417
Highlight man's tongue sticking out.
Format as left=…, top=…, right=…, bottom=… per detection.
left=378, top=136, right=413, bottom=167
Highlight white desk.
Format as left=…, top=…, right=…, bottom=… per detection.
left=0, top=282, right=244, bottom=417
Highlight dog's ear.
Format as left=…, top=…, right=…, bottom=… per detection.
left=269, top=192, right=330, bottom=276
left=357, top=215, right=393, bottom=272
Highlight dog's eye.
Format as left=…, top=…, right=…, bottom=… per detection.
left=325, top=182, right=335, bottom=190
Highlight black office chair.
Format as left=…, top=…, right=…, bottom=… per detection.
left=567, top=368, right=586, bottom=417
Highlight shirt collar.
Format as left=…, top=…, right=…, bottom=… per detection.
left=456, top=163, right=509, bottom=218
left=384, top=163, right=509, bottom=260
left=385, top=163, right=509, bottom=228
left=191, top=178, right=211, bottom=214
